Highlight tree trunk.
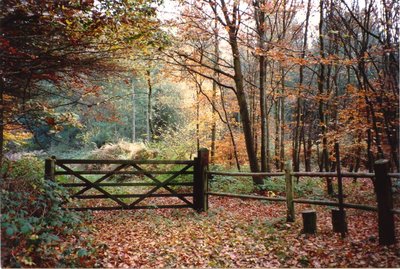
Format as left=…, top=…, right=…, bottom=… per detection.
left=254, top=0, right=269, bottom=172
left=318, top=0, right=333, bottom=195
left=0, top=84, right=4, bottom=165
left=196, top=84, right=200, bottom=151
left=260, top=56, right=268, bottom=172
left=229, top=30, right=262, bottom=184
left=293, top=0, right=311, bottom=172
left=212, top=0, right=261, bottom=184
left=146, top=69, right=154, bottom=142
left=210, top=20, right=219, bottom=163
left=275, top=98, right=280, bottom=170
left=221, top=87, right=241, bottom=171
left=280, top=68, right=285, bottom=171
left=131, top=79, right=136, bottom=142
left=305, top=132, right=312, bottom=172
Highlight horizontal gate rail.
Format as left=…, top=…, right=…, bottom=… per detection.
left=75, top=193, right=194, bottom=199
left=55, top=159, right=193, bottom=165
left=69, top=204, right=193, bottom=211
left=60, top=182, right=194, bottom=187
left=209, top=171, right=284, bottom=177
left=55, top=170, right=194, bottom=175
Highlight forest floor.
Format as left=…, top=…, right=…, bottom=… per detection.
left=84, top=196, right=400, bottom=268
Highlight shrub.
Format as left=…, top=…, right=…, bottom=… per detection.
left=1, top=157, right=96, bottom=267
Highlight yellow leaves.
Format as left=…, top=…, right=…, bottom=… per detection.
left=291, top=57, right=309, bottom=66
left=4, top=130, right=32, bottom=145
left=20, top=256, right=35, bottom=266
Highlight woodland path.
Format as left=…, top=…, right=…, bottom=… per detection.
left=85, top=197, right=400, bottom=268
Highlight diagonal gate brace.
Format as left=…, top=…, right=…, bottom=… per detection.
left=73, top=163, right=131, bottom=196
left=57, top=163, right=128, bottom=208
left=129, top=163, right=194, bottom=208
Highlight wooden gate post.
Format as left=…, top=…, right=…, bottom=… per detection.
left=44, top=156, right=56, bottom=181
left=374, top=159, right=395, bottom=245
left=194, top=148, right=209, bottom=212
left=285, top=161, right=295, bottom=222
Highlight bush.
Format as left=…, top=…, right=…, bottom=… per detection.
left=1, top=157, right=96, bottom=267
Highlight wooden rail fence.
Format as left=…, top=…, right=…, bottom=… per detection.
left=45, top=148, right=399, bottom=245
left=207, top=157, right=400, bottom=246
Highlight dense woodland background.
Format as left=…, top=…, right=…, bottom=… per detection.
left=1, top=0, right=398, bottom=173
left=1, top=0, right=399, bottom=267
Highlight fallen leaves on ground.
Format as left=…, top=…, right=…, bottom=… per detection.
left=85, top=196, right=400, bottom=268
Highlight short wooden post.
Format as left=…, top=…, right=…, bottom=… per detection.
left=44, top=156, right=56, bottom=181
left=285, top=161, right=295, bottom=222
left=302, top=210, right=317, bottom=234
left=193, top=148, right=209, bottom=212
left=331, top=209, right=347, bottom=233
left=334, top=143, right=347, bottom=237
left=373, top=159, right=395, bottom=245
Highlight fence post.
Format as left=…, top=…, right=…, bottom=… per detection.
left=44, top=156, right=56, bottom=181
left=285, top=161, right=295, bottom=222
left=373, top=159, right=395, bottom=245
left=302, top=210, right=317, bottom=234
left=193, top=148, right=209, bottom=212
left=333, top=142, right=347, bottom=237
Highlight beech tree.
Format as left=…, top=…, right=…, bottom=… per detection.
left=169, top=0, right=263, bottom=184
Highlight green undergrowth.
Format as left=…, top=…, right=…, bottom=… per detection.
left=209, top=167, right=325, bottom=199
left=1, top=157, right=97, bottom=267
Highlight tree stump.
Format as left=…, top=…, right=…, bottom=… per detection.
left=302, top=210, right=317, bottom=234
left=331, top=209, right=347, bottom=234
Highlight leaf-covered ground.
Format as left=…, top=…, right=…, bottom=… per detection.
left=85, top=196, right=400, bottom=268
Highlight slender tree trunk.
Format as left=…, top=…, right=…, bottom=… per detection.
left=366, top=110, right=374, bottom=172
left=275, top=99, right=280, bottom=170
left=293, top=0, right=311, bottom=172
left=210, top=84, right=217, bottom=162
left=280, top=68, right=285, bottom=171
left=251, top=85, right=257, bottom=152
left=221, top=88, right=241, bottom=171
left=210, top=20, right=219, bottom=163
left=131, top=79, right=136, bottom=142
left=196, top=85, right=200, bottom=151
left=254, top=0, right=269, bottom=172
left=260, top=56, right=268, bottom=172
left=146, top=70, right=154, bottom=142
left=318, top=0, right=333, bottom=195
left=305, top=127, right=312, bottom=172
left=266, top=106, right=271, bottom=171
left=0, top=84, right=4, bottom=165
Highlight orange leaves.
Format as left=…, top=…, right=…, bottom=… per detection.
left=84, top=195, right=400, bottom=268
left=82, top=85, right=103, bottom=97
left=45, top=117, right=56, bottom=126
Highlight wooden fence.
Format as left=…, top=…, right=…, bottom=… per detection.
left=207, top=156, right=400, bottom=246
left=45, top=148, right=399, bottom=245
left=44, top=149, right=209, bottom=212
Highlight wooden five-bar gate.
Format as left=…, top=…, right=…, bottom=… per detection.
left=45, top=149, right=209, bottom=212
